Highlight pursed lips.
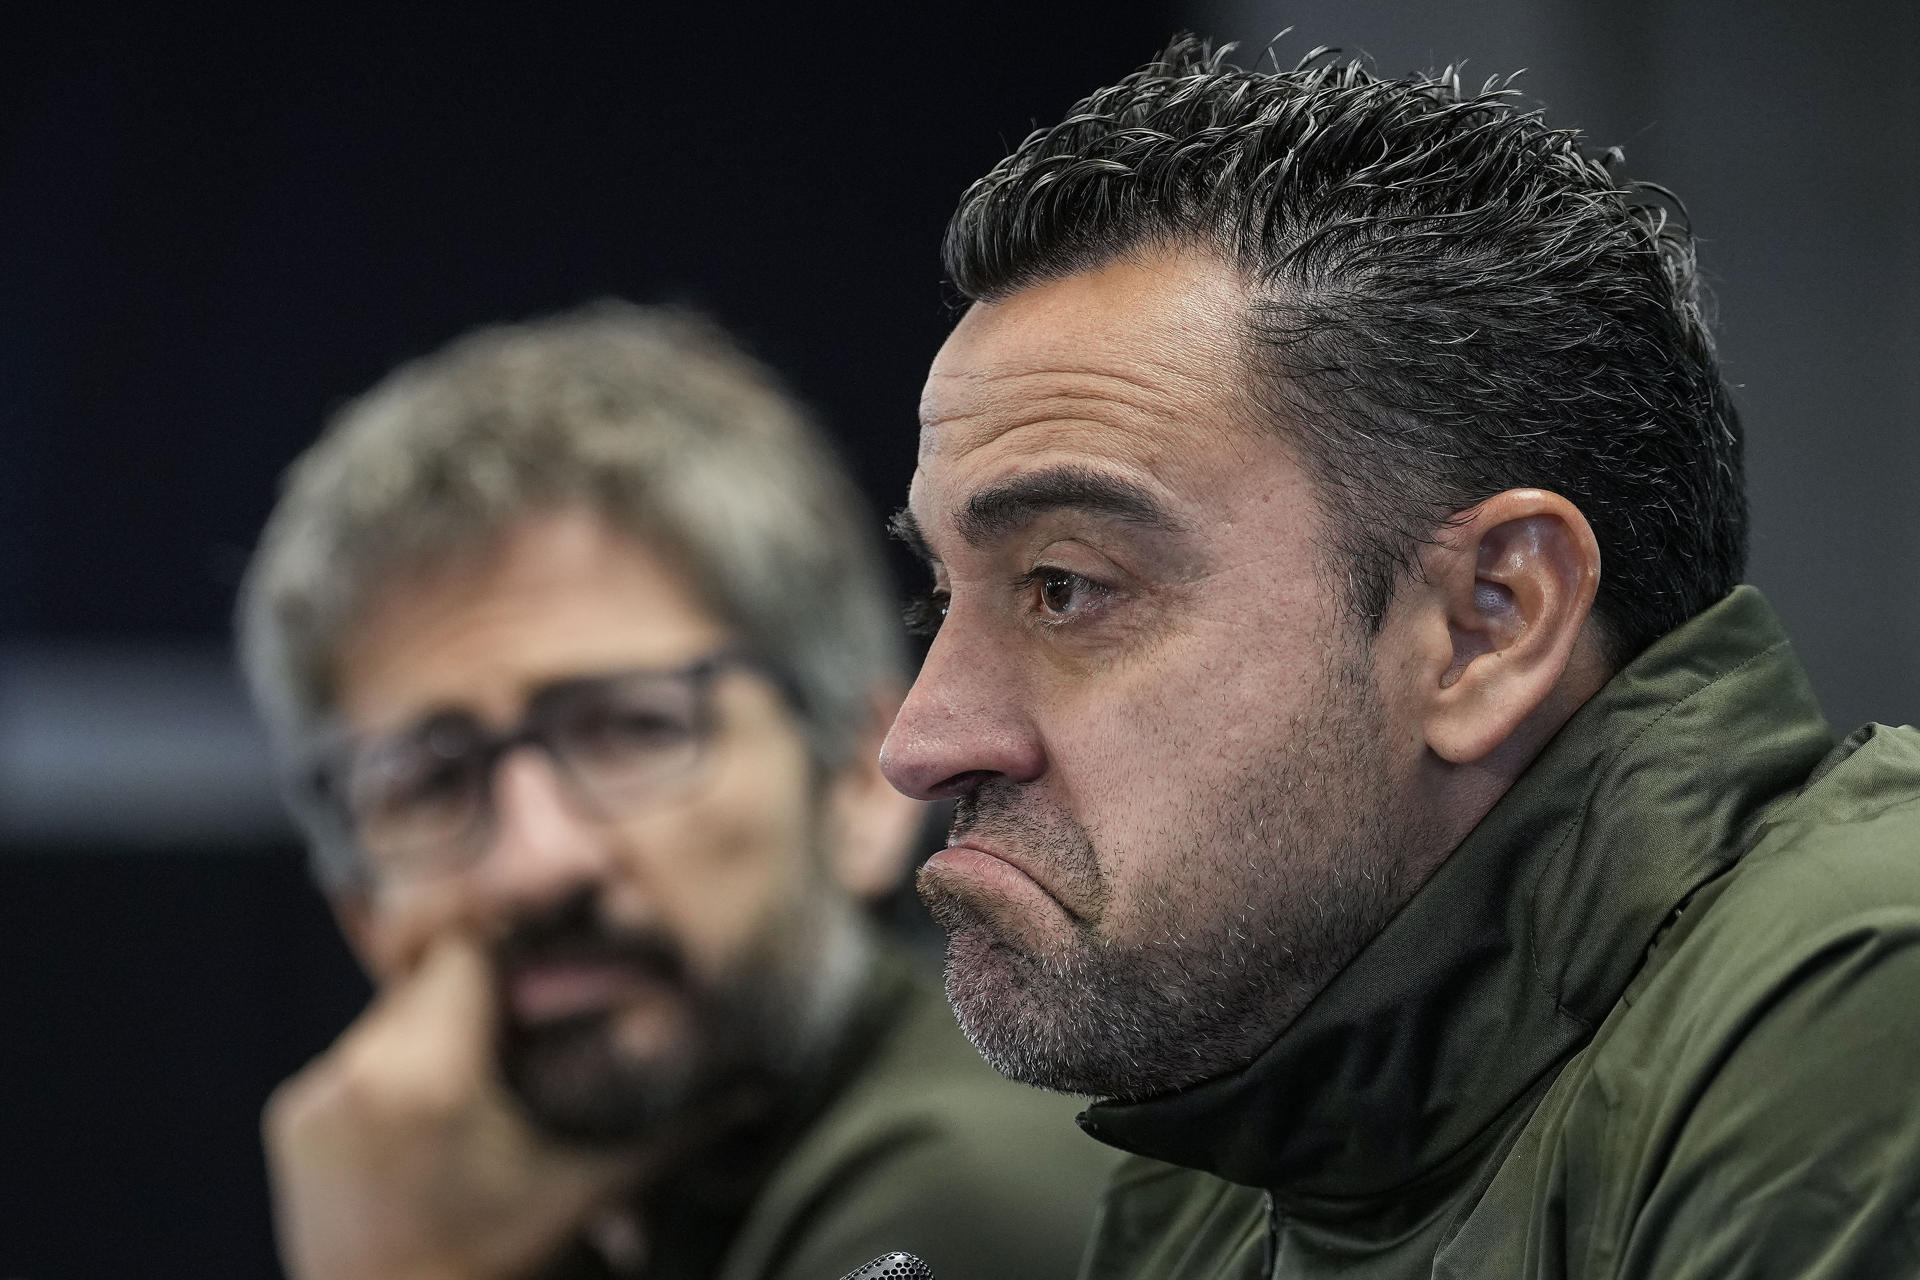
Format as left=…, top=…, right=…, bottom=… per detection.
left=940, top=838, right=1083, bottom=921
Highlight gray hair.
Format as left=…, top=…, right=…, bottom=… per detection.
left=238, top=301, right=905, bottom=889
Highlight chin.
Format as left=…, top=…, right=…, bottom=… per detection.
left=929, top=893, right=1114, bottom=1097
left=929, top=878, right=1291, bottom=1102
left=500, top=1013, right=698, bottom=1146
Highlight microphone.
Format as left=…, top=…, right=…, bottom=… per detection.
left=838, top=1253, right=933, bottom=1280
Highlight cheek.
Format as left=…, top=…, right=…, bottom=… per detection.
left=1039, top=631, right=1353, bottom=913
left=614, top=744, right=822, bottom=981
left=1043, top=565, right=1342, bottom=794
left=351, top=885, right=471, bottom=978
left=1052, top=643, right=1305, bottom=813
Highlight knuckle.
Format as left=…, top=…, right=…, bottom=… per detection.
left=333, top=1046, right=465, bottom=1124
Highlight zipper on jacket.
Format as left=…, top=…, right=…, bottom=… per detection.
left=1264, top=1190, right=1281, bottom=1278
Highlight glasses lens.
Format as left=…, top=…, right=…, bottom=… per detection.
left=342, top=715, right=487, bottom=875
left=547, top=671, right=707, bottom=809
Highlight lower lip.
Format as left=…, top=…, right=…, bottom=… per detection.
left=505, top=963, right=661, bottom=1024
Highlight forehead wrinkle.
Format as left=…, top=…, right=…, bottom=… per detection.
left=932, top=362, right=1191, bottom=411
left=924, top=398, right=1193, bottom=472
left=920, top=358, right=1207, bottom=457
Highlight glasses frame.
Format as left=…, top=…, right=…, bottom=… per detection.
left=298, top=648, right=774, bottom=887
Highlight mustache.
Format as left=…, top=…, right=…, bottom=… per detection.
left=492, top=889, right=688, bottom=988
left=950, top=779, right=1087, bottom=847
left=949, top=779, right=1028, bottom=843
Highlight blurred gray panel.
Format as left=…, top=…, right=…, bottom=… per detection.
left=1190, top=0, right=1920, bottom=731
left=0, top=644, right=291, bottom=846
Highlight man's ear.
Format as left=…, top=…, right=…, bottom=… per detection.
left=1411, top=488, right=1603, bottom=766
left=821, top=684, right=927, bottom=902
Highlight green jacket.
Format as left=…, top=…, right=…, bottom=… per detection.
left=1074, top=587, right=1920, bottom=1279
left=548, top=945, right=1117, bottom=1280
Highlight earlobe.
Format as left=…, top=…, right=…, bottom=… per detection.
left=1422, top=490, right=1601, bottom=765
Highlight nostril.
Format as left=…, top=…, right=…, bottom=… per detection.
left=925, top=769, right=996, bottom=803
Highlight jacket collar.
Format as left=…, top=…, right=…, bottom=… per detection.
left=1078, top=587, right=1834, bottom=1200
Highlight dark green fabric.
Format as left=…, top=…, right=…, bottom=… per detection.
left=549, top=943, right=1117, bottom=1280
left=1074, top=587, right=1920, bottom=1279
left=706, top=947, right=1118, bottom=1280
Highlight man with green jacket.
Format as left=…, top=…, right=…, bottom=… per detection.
left=879, top=34, right=1920, bottom=1279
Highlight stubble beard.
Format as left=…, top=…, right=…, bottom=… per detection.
left=920, top=644, right=1415, bottom=1102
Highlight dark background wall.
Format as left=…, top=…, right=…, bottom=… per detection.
left=3, top=3, right=1915, bottom=1277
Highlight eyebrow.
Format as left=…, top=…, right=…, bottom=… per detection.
left=890, top=464, right=1187, bottom=567
left=959, top=465, right=1183, bottom=548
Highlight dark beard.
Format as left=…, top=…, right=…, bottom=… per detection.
left=919, top=647, right=1412, bottom=1102
left=493, top=890, right=819, bottom=1147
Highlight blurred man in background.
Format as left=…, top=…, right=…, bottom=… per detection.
left=881, top=35, right=1920, bottom=1280
left=238, top=304, right=1114, bottom=1280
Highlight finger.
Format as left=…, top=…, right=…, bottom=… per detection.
left=338, top=929, right=499, bottom=1092
left=386, top=930, right=499, bottom=1076
left=363, top=874, right=490, bottom=976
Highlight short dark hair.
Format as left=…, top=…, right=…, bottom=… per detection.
left=944, top=34, right=1746, bottom=664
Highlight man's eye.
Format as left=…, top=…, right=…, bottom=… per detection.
left=1024, top=568, right=1108, bottom=622
left=352, top=750, right=475, bottom=826
left=569, top=705, right=694, bottom=761
left=904, top=589, right=950, bottom=638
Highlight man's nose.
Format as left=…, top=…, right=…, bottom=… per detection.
left=472, top=749, right=619, bottom=907
left=880, top=621, right=1045, bottom=801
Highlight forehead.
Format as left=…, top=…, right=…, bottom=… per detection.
left=336, top=508, right=731, bottom=733
left=919, top=250, right=1257, bottom=480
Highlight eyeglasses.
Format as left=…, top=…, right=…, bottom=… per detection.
left=308, top=651, right=762, bottom=884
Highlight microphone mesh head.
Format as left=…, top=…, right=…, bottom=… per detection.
left=838, top=1252, right=934, bottom=1280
